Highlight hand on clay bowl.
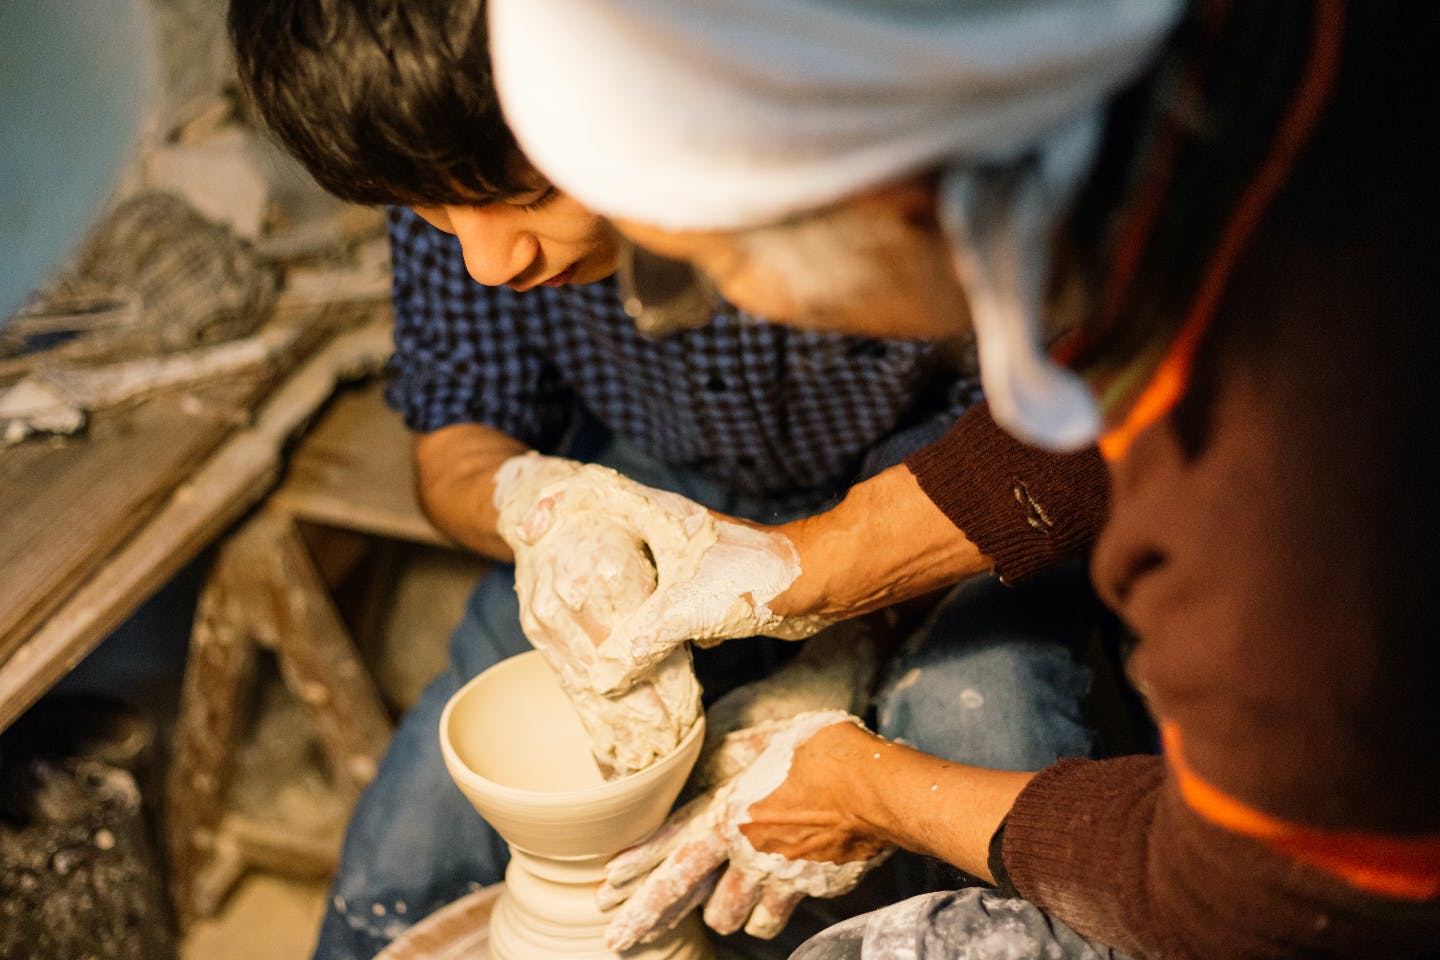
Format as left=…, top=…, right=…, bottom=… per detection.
left=509, top=486, right=702, bottom=778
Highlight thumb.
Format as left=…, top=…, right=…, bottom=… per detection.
left=512, top=491, right=563, bottom=545
left=589, top=591, right=697, bottom=694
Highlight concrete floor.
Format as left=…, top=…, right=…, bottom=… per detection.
left=182, top=874, right=331, bottom=960
left=179, top=542, right=485, bottom=960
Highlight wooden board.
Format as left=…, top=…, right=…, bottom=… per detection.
left=0, top=375, right=272, bottom=661
left=0, top=319, right=395, bottom=733
left=0, top=296, right=351, bottom=661
left=269, top=380, right=450, bottom=547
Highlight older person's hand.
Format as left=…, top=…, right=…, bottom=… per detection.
left=494, top=453, right=830, bottom=697
left=587, top=516, right=831, bottom=693
left=597, top=711, right=892, bottom=949
left=696, top=619, right=880, bottom=786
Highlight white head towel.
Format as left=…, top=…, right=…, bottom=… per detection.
left=490, top=0, right=1184, bottom=449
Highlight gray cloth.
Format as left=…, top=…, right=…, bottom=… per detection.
left=789, top=889, right=1132, bottom=960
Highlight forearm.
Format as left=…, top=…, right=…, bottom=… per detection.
left=808, top=721, right=1033, bottom=882
left=774, top=463, right=993, bottom=620
left=413, top=423, right=529, bottom=560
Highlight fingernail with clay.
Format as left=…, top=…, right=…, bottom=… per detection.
left=516, top=496, right=558, bottom=544
left=744, top=889, right=804, bottom=939
left=596, top=876, right=639, bottom=912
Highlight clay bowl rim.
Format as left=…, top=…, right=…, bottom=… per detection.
left=438, top=650, right=705, bottom=806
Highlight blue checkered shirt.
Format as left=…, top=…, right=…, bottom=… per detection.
left=384, top=207, right=980, bottom=510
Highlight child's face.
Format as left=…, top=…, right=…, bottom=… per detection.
left=412, top=184, right=622, bottom=290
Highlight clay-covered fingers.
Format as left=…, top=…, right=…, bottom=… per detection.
left=603, top=713, right=884, bottom=950
left=657, top=852, right=804, bottom=941
left=700, top=862, right=763, bottom=935
left=603, top=830, right=729, bottom=951
left=499, top=458, right=825, bottom=697
left=692, top=718, right=786, bottom=793
left=744, top=885, right=806, bottom=939
left=588, top=599, right=700, bottom=694
left=491, top=453, right=585, bottom=539
left=592, top=521, right=831, bottom=694
left=600, top=792, right=714, bottom=906
left=510, top=491, right=704, bottom=777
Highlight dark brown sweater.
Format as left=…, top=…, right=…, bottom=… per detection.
left=906, top=403, right=1109, bottom=585
left=905, top=2, right=1440, bottom=956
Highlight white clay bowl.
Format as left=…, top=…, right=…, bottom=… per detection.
left=440, top=650, right=704, bottom=860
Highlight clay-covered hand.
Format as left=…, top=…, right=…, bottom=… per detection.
left=491, top=453, right=702, bottom=777
left=598, top=711, right=892, bottom=949
left=696, top=621, right=880, bottom=790
left=493, top=452, right=830, bottom=695
left=589, top=514, right=832, bottom=694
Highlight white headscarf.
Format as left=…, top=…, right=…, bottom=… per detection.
left=490, top=0, right=1184, bottom=449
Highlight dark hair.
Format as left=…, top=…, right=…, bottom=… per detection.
left=228, top=0, right=530, bottom=206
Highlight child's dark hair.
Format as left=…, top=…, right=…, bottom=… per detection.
left=228, top=0, right=530, bottom=206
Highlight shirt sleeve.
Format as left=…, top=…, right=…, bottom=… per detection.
left=998, top=758, right=1440, bottom=960
left=903, top=402, right=1109, bottom=582
left=382, top=206, right=573, bottom=446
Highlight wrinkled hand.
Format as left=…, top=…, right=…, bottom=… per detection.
left=588, top=514, right=831, bottom=694
left=598, top=711, right=892, bottom=950
left=494, top=453, right=830, bottom=696
left=492, top=454, right=701, bottom=776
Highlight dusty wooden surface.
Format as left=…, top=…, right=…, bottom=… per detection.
left=0, top=375, right=271, bottom=661
left=0, top=299, right=336, bottom=661
left=271, top=380, right=450, bottom=548
left=0, top=315, right=394, bottom=734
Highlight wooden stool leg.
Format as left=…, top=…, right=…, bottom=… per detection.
left=264, top=512, right=394, bottom=794
left=165, top=509, right=398, bottom=928
left=164, top=525, right=264, bottom=929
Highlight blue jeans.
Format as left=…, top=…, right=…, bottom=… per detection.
left=313, top=435, right=1102, bottom=960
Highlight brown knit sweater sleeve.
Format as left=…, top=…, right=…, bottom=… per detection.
left=1000, top=758, right=1440, bottom=959
left=903, top=402, right=1109, bottom=582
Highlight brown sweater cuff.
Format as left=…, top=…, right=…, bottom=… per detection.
left=1000, top=758, right=1440, bottom=960
left=904, top=402, right=1110, bottom=582
left=999, top=756, right=1165, bottom=955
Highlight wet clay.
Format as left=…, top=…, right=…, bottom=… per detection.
left=494, top=454, right=705, bottom=778
left=517, top=508, right=702, bottom=778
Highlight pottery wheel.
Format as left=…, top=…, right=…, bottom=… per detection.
left=372, top=883, right=751, bottom=960
left=374, top=884, right=501, bottom=960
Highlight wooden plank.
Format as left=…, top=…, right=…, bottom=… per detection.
left=0, top=300, right=347, bottom=660
left=269, top=380, right=450, bottom=547
left=0, top=318, right=395, bottom=734
left=0, top=376, right=270, bottom=659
